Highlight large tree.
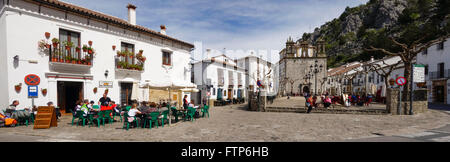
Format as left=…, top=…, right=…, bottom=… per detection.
left=365, top=0, right=450, bottom=112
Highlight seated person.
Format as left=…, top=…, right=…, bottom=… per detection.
left=323, top=96, right=332, bottom=108
left=145, top=102, right=158, bottom=113
left=80, top=100, right=89, bottom=116
left=127, top=103, right=142, bottom=124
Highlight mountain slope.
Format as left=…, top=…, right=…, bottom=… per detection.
left=300, top=0, right=449, bottom=68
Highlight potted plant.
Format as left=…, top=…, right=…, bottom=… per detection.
left=15, top=83, right=22, bottom=92
left=93, top=87, right=98, bottom=94
left=41, top=88, right=47, bottom=96
left=116, top=51, right=122, bottom=57
left=76, top=46, right=81, bottom=53
left=88, top=40, right=93, bottom=46
left=82, top=45, right=88, bottom=52
left=65, top=56, right=71, bottom=63
left=71, top=58, right=77, bottom=64
left=112, top=45, right=116, bottom=50
left=45, top=32, right=51, bottom=39
left=139, top=49, right=143, bottom=54
left=52, top=38, right=59, bottom=48
left=38, top=39, right=47, bottom=51
left=87, top=47, right=94, bottom=55
left=63, top=41, right=73, bottom=50
left=85, top=55, right=92, bottom=65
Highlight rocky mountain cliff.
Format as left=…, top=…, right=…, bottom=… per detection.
left=300, top=0, right=449, bottom=68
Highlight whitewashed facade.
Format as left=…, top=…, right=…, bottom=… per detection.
left=417, top=38, right=450, bottom=104
left=236, top=55, right=275, bottom=95
left=0, top=0, right=195, bottom=113
left=191, top=54, right=246, bottom=104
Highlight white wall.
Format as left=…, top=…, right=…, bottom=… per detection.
left=0, top=6, right=9, bottom=111
left=3, top=1, right=193, bottom=109
left=417, top=38, right=450, bottom=103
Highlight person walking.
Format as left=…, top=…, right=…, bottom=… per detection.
left=306, top=95, right=313, bottom=113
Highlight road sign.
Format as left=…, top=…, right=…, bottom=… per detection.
left=413, top=64, right=425, bottom=83
left=28, top=85, right=38, bottom=97
left=396, top=77, right=407, bottom=86
left=24, top=74, right=40, bottom=85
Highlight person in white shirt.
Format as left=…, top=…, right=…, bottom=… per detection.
left=127, top=103, right=142, bottom=124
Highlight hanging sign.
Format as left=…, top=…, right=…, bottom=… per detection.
left=99, top=81, right=113, bottom=88
left=413, top=64, right=425, bottom=83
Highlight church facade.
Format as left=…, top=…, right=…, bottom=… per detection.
left=278, top=37, right=327, bottom=96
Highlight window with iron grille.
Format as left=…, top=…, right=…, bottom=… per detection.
left=162, top=51, right=172, bottom=66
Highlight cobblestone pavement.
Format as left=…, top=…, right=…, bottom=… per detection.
left=346, top=103, right=450, bottom=142
left=1, top=103, right=450, bottom=142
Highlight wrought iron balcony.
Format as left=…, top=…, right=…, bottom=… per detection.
left=48, top=45, right=93, bottom=66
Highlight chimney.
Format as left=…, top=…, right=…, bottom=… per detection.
left=160, top=25, right=167, bottom=35
left=127, top=4, right=137, bottom=25
left=206, top=49, right=211, bottom=59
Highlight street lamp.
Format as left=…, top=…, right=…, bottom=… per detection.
left=309, top=60, right=323, bottom=95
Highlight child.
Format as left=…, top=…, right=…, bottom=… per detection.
left=127, top=103, right=142, bottom=124
left=80, top=100, right=89, bottom=117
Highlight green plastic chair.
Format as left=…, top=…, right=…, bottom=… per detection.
left=72, top=111, right=87, bottom=126
left=125, top=106, right=131, bottom=111
left=112, top=108, right=122, bottom=122
left=93, top=105, right=100, bottom=110
left=161, top=110, right=169, bottom=127
left=186, top=107, right=196, bottom=122
left=171, top=107, right=183, bottom=122
left=102, top=110, right=113, bottom=126
left=202, top=105, right=210, bottom=118
left=148, top=112, right=160, bottom=129
left=122, top=112, right=138, bottom=131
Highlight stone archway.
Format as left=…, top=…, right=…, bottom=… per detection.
left=303, top=86, right=310, bottom=94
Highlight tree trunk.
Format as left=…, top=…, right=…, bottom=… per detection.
left=402, top=62, right=412, bottom=102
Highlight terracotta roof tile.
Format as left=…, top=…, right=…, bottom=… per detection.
left=31, top=0, right=194, bottom=48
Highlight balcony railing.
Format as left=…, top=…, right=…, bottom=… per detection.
left=115, top=57, right=144, bottom=71
left=429, top=70, right=450, bottom=80
left=49, top=45, right=93, bottom=66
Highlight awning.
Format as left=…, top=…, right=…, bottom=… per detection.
left=180, top=88, right=199, bottom=92
left=131, top=82, right=139, bottom=100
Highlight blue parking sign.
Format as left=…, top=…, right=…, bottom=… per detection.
left=28, top=85, right=38, bottom=97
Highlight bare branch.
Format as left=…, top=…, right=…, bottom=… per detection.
left=415, top=35, right=450, bottom=54
left=389, top=37, right=408, bottom=51
left=365, top=46, right=399, bottom=56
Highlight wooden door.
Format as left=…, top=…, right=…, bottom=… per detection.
left=228, top=89, right=232, bottom=100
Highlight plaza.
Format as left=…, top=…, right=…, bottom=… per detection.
left=1, top=102, right=450, bottom=142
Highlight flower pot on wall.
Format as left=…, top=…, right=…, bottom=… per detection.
left=112, top=45, right=116, bottom=50
left=15, top=83, right=22, bottom=92
left=93, top=87, right=98, bottom=94
left=41, top=88, right=47, bottom=96
left=88, top=41, right=93, bottom=46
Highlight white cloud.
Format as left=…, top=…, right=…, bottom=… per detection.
left=61, top=0, right=369, bottom=63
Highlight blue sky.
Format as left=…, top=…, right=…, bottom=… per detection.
left=62, top=0, right=368, bottom=62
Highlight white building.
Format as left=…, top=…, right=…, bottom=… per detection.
left=417, top=38, right=449, bottom=104
left=0, top=0, right=195, bottom=113
left=191, top=53, right=247, bottom=104
left=236, top=54, right=275, bottom=95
